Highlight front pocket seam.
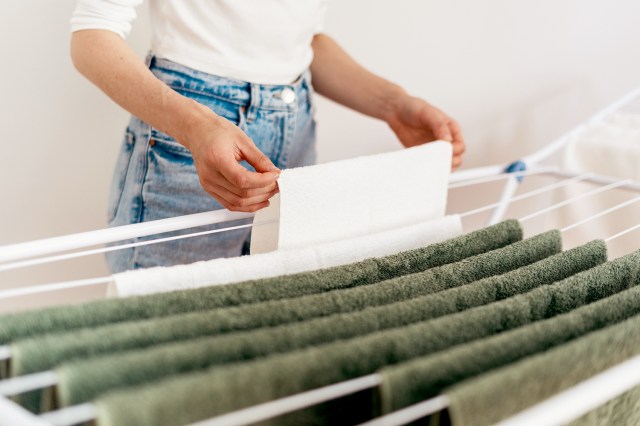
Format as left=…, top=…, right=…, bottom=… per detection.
left=108, top=128, right=136, bottom=224
left=149, top=130, right=193, bottom=157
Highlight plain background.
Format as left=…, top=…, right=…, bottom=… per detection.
left=2, top=0, right=640, bottom=295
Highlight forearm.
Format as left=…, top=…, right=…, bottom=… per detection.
left=310, top=34, right=406, bottom=122
left=70, top=29, right=214, bottom=150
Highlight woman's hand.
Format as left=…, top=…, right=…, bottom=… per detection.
left=386, top=96, right=465, bottom=169
left=310, top=34, right=465, bottom=169
left=71, top=30, right=279, bottom=213
left=181, top=105, right=281, bottom=213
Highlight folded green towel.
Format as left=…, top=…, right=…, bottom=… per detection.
left=446, top=296, right=640, bottom=426
left=378, top=249, right=640, bottom=414
left=54, top=239, right=605, bottom=407
left=0, top=220, right=522, bottom=345
left=11, top=231, right=554, bottom=382
left=93, top=240, right=632, bottom=426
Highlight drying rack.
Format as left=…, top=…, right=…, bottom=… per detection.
left=1, top=86, right=640, bottom=426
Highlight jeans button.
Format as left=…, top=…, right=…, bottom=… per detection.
left=281, top=88, right=296, bottom=104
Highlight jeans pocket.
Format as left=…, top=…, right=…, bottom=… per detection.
left=142, top=128, right=216, bottom=222
left=173, top=89, right=245, bottom=127
left=149, top=128, right=193, bottom=158
left=107, top=127, right=135, bottom=224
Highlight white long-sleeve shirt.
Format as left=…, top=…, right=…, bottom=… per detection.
left=71, top=0, right=328, bottom=84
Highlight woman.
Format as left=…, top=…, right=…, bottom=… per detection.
left=70, top=0, right=465, bottom=272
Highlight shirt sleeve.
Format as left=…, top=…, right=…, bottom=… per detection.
left=314, top=0, right=328, bottom=34
left=70, top=0, right=144, bottom=39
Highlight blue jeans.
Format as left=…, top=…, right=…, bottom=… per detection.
left=106, top=56, right=317, bottom=273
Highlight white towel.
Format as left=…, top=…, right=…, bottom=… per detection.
left=250, top=141, right=453, bottom=254
left=556, top=111, right=640, bottom=258
left=108, top=215, right=463, bottom=297
left=563, top=112, right=640, bottom=180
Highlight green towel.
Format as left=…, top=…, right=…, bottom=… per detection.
left=54, top=239, right=605, bottom=407
left=568, top=387, right=640, bottom=426
left=378, top=248, right=640, bottom=414
left=11, top=231, right=556, bottom=379
left=446, top=301, right=640, bottom=426
left=0, top=220, right=522, bottom=344
left=92, top=242, right=634, bottom=426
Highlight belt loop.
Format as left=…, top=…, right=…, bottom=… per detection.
left=301, top=69, right=312, bottom=90
left=299, top=70, right=312, bottom=102
left=246, top=83, right=259, bottom=123
left=145, top=51, right=156, bottom=69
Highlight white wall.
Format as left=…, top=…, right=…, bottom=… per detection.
left=2, top=1, right=640, bottom=293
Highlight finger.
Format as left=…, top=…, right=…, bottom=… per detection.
left=450, top=120, right=465, bottom=146
left=452, top=155, right=463, bottom=169
left=219, top=159, right=280, bottom=190
left=224, top=200, right=271, bottom=213
left=211, top=183, right=279, bottom=209
left=206, top=186, right=276, bottom=213
left=239, top=137, right=280, bottom=173
left=212, top=170, right=279, bottom=198
left=452, top=139, right=466, bottom=156
left=433, top=122, right=453, bottom=143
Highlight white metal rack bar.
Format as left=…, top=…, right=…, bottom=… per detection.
left=459, top=172, right=591, bottom=218
left=0, top=277, right=113, bottom=302
left=0, top=397, right=50, bottom=426
left=0, top=210, right=253, bottom=265
left=38, top=404, right=96, bottom=426
left=496, top=354, right=640, bottom=426
left=560, top=196, right=640, bottom=233
left=356, top=396, right=451, bottom=426
left=1, top=168, right=640, bottom=425
left=519, top=179, right=632, bottom=222
left=487, top=175, right=519, bottom=226
left=606, top=223, right=640, bottom=242
left=187, top=375, right=382, bottom=426
left=2, top=171, right=639, bottom=426
left=447, top=167, right=556, bottom=189
left=0, top=372, right=57, bottom=397
left=0, top=220, right=275, bottom=273
left=0, top=85, right=639, bottom=426
left=0, top=169, right=551, bottom=273
left=522, top=85, right=640, bottom=166
left=0, top=170, right=591, bottom=303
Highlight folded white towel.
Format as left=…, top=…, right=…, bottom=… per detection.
left=108, top=215, right=463, bottom=297
left=564, top=112, right=640, bottom=180
left=250, top=141, right=453, bottom=254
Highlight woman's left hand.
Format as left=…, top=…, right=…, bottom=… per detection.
left=386, top=95, right=465, bottom=169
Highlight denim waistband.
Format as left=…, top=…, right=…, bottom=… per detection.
left=147, top=54, right=312, bottom=112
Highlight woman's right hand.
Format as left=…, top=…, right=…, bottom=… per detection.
left=71, top=30, right=279, bottom=212
left=181, top=104, right=281, bottom=213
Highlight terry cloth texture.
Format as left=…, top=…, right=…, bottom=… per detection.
left=54, top=239, right=604, bottom=407
left=10, top=231, right=558, bottom=379
left=11, top=231, right=558, bottom=378
left=378, top=248, right=640, bottom=414
left=92, top=241, right=628, bottom=426
left=446, top=302, right=640, bottom=426
left=109, top=215, right=464, bottom=297
left=568, top=387, right=640, bottom=426
left=0, top=220, right=522, bottom=344
left=251, top=141, right=452, bottom=254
